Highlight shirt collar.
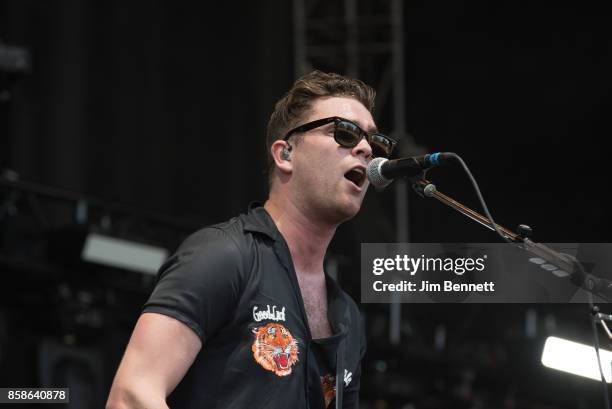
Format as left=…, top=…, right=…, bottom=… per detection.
left=242, top=202, right=280, bottom=241
left=326, top=274, right=350, bottom=332
left=244, top=202, right=351, bottom=331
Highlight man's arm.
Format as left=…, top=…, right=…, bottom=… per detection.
left=106, top=312, right=202, bottom=409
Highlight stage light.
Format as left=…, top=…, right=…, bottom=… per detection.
left=541, top=336, right=612, bottom=382
left=81, top=232, right=168, bottom=275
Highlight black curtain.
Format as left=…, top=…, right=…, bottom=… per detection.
left=1, top=0, right=294, bottom=224
left=4, top=1, right=610, bottom=244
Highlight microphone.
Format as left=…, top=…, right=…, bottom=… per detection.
left=367, top=152, right=455, bottom=188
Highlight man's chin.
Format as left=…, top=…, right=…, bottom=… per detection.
left=310, top=192, right=365, bottom=225
left=332, top=198, right=363, bottom=223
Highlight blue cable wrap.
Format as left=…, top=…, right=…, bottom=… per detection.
left=429, top=152, right=441, bottom=166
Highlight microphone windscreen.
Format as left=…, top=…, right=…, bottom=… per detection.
left=366, top=157, right=392, bottom=188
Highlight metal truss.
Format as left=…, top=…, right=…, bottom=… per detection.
left=292, top=0, right=428, bottom=344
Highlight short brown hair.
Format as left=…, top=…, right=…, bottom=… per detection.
left=266, top=70, right=376, bottom=175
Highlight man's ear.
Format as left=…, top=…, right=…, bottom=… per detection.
left=280, top=146, right=291, bottom=161
left=270, top=140, right=293, bottom=174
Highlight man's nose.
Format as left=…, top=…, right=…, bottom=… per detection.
left=352, top=136, right=372, bottom=159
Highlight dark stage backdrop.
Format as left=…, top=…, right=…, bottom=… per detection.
left=401, top=1, right=612, bottom=244
left=1, top=0, right=295, bottom=223
left=2, top=1, right=610, bottom=247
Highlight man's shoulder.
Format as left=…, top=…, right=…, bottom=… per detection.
left=178, top=214, right=249, bottom=253
left=154, top=214, right=256, bottom=286
left=178, top=206, right=275, bottom=254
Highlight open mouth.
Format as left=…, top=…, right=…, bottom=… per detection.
left=344, top=167, right=366, bottom=188
left=273, top=353, right=290, bottom=369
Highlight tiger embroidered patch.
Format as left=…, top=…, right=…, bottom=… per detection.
left=251, top=323, right=299, bottom=376
left=321, top=374, right=336, bottom=407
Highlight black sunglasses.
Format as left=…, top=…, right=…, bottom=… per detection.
left=283, top=116, right=397, bottom=158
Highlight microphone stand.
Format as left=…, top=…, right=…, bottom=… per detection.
left=411, top=178, right=612, bottom=302
left=410, top=171, right=612, bottom=406
left=593, top=307, right=612, bottom=347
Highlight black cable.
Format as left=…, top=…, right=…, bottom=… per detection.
left=451, top=153, right=611, bottom=407
left=588, top=292, right=611, bottom=409
left=571, top=250, right=612, bottom=409
left=563, top=252, right=611, bottom=408
left=449, top=153, right=514, bottom=244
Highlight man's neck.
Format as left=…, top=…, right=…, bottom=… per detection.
left=264, top=196, right=336, bottom=276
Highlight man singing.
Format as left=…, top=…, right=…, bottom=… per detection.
left=106, top=71, right=397, bottom=409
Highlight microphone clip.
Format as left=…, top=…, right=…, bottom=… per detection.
left=411, top=177, right=435, bottom=199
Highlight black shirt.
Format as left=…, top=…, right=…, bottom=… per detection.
left=143, top=204, right=366, bottom=409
